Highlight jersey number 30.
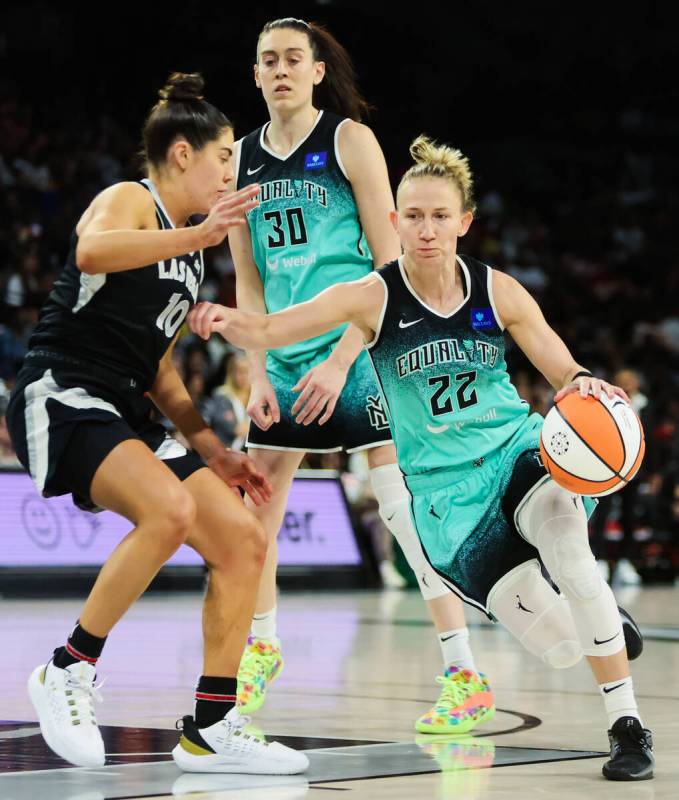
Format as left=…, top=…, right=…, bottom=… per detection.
left=428, top=371, right=478, bottom=417
left=265, top=208, right=308, bottom=248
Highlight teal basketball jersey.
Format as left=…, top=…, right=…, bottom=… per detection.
left=366, top=255, right=534, bottom=481
left=236, top=111, right=373, bottom=364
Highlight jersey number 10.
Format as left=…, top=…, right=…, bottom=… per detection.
left=156, top=292, right=190, bottom=338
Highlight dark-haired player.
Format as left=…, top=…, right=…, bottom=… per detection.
left=5, top=72, right=307, bottom=775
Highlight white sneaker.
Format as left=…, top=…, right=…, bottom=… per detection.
left=27, top=660, right=105, bottom=768
left=172, top=707, right=309, bottom=774
left=597, top=559, right=611, bottom=583
left=615, top=558, right=641, bottom=586
left=379, top=560, right=407, bottom=589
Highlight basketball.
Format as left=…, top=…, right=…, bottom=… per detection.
left=539, top=392, right=645, bottom=497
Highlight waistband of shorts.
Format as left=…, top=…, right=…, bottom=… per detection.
left=24, top=349, right=147, bottom=394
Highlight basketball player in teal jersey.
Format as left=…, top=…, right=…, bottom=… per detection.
left=229, top=17, right=494, bottom=733
left=190, top=136, right=655, bottom=780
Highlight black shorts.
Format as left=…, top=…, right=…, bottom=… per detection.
left=247, top=349, right=393, bottom=454
left=6, top=361, right=205, bottom=512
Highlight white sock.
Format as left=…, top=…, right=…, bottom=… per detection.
left=439, top=627, right=476, bottom=672
left=251, top=607, right=277, bottom=640
left=599, top=676, right=642, bottom=728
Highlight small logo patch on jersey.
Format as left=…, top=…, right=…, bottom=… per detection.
left=366, top=395, right=390, bottom=431
left=304, top=151, right=327, bottom=170
left=471, top=307, right=494, bottom=330
left=247, top=164, right=265, bottom=175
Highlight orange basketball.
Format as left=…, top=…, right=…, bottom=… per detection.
left=539, top=392, right=645, bottom=497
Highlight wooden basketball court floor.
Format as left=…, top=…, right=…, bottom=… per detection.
left=0, top=584, right=676, bottom=799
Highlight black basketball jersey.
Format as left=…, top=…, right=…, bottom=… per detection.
left=28, top=180, right=204, bottom=390
left=366, top=255, right=530, bottom=477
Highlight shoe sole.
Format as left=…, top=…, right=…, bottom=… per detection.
left=27, top=665, right=105, bottom=768
left=414, top=703, right=496, bottom=735
left=618, top=606, right=643, bottom=661
left=171, top=743, right=308, bottom=774
left=602, top=764, right=654, bottom=781
left=238, top=659, right=284, bottom=715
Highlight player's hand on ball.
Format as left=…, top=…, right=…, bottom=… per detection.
left=207, top=449, right=272, bottom=506
left=199, top=184, right=260, bottom=247
left=555, top=375, right=630, bottom=404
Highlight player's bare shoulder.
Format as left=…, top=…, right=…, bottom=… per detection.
left=76, top=182, right=156, bottom=235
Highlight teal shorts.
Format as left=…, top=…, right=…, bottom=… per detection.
left=406, top=414, right=597, bottom=614
left=247, top=348, right=393, bottom=453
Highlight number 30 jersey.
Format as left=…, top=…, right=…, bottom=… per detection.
left=236, top=110, right=373, bottom=364
left=28, top=179, right=204, bottom=391
left=366, top=255, right=533, bottom=480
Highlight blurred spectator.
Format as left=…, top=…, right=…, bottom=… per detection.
left=204, top=353, right=251, bottom=450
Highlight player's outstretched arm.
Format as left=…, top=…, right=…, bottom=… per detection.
left=494, top=270, right=629, bottom=402
left=188, top=274, right=384, bottom=352
left=76, top=183, right=260, bottom=274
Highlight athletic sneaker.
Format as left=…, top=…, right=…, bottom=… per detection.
left=619, top=606, right=643, bottom=661
left=27, top=660, right=105, bottom=768
left=172, top=707, right=309, bottom=774
left=615, top=558, right=642, bottom=586
left=237, top=636, right=284, bottom=714
left=602, top=716, right=654, bottom=780
left=415, top=667, right=495, bottom=734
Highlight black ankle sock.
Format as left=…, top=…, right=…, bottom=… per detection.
left=195, top=676, right=237, bottom=728
left=52, top=622, right=107, bottom=669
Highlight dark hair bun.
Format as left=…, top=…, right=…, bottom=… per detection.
left=159, top=72, right=205, bottom=102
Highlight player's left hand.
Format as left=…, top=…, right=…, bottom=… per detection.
left=554, top=375, right=631, bottom=404
left=206, top=448, right=273, bottom=506
left=291, top=358, right=349, bottom=425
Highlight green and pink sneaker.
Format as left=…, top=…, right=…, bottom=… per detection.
left=236, top=636, right=284, bottom=714
left=415, top=666, right=495, bottom=734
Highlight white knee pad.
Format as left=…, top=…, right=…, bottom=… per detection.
left=488, top=560, right=582, bottom=669
left=516, top=480, right=624, bottom=657
left=370, top=464, right=448, bottom=601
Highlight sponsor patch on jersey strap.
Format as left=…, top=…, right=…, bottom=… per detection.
left=305, top=151, right=328, bottom=170
left=471, top=307, right=495, bottom=330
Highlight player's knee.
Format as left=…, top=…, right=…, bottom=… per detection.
left=541, top=531, right=602, bottom=602
left=242, top=515, right=267, bottom=568
left=543, top=640, right=583, bottom=669
left=151, top=489, right=196, bottom=550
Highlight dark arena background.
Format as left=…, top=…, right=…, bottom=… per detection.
left=1, top=2, right=677, bottom=799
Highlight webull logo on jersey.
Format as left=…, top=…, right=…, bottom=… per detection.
left=471, top=307, right=495, bottom=330
left=266, top=253, right=318, bottom=271
left=396, top=337, right=499, bottom=378
left=158, top=256, right=203, bottom=302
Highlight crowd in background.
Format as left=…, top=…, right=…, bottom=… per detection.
left=1, top=91, right=678, bottom=586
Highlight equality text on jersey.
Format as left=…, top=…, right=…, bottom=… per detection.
left=252, top=179, right=328, bottom=207
left=396, top=337, right=500, bottom=379
left=158, top=256, right=203, bottom=303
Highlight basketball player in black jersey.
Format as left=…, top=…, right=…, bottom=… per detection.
left=5, top=73, right=307, bottom=776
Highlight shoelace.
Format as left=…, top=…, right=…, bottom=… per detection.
left=223, top=713, right=269, bottom=747
left=614, top=726, right=649, bottom=755
left=63, top=675, right=104, bottom=725
left=435, top=675, right=467, bottom=709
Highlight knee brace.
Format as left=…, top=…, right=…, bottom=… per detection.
left=370, top=464, right=448, bottom=601
left=516, top=480, right=624, bottom=657
left=488, top=560, right=582, bottom=669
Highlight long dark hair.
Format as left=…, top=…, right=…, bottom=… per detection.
left=256, top=18, right=372, bottom=122
left=141, top=72, right=232, bottom=172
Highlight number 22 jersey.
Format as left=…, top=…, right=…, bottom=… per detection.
left=236, top=110, right=373, bottom=364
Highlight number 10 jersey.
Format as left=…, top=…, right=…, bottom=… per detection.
left=236, top=110, right=373, bottom=365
